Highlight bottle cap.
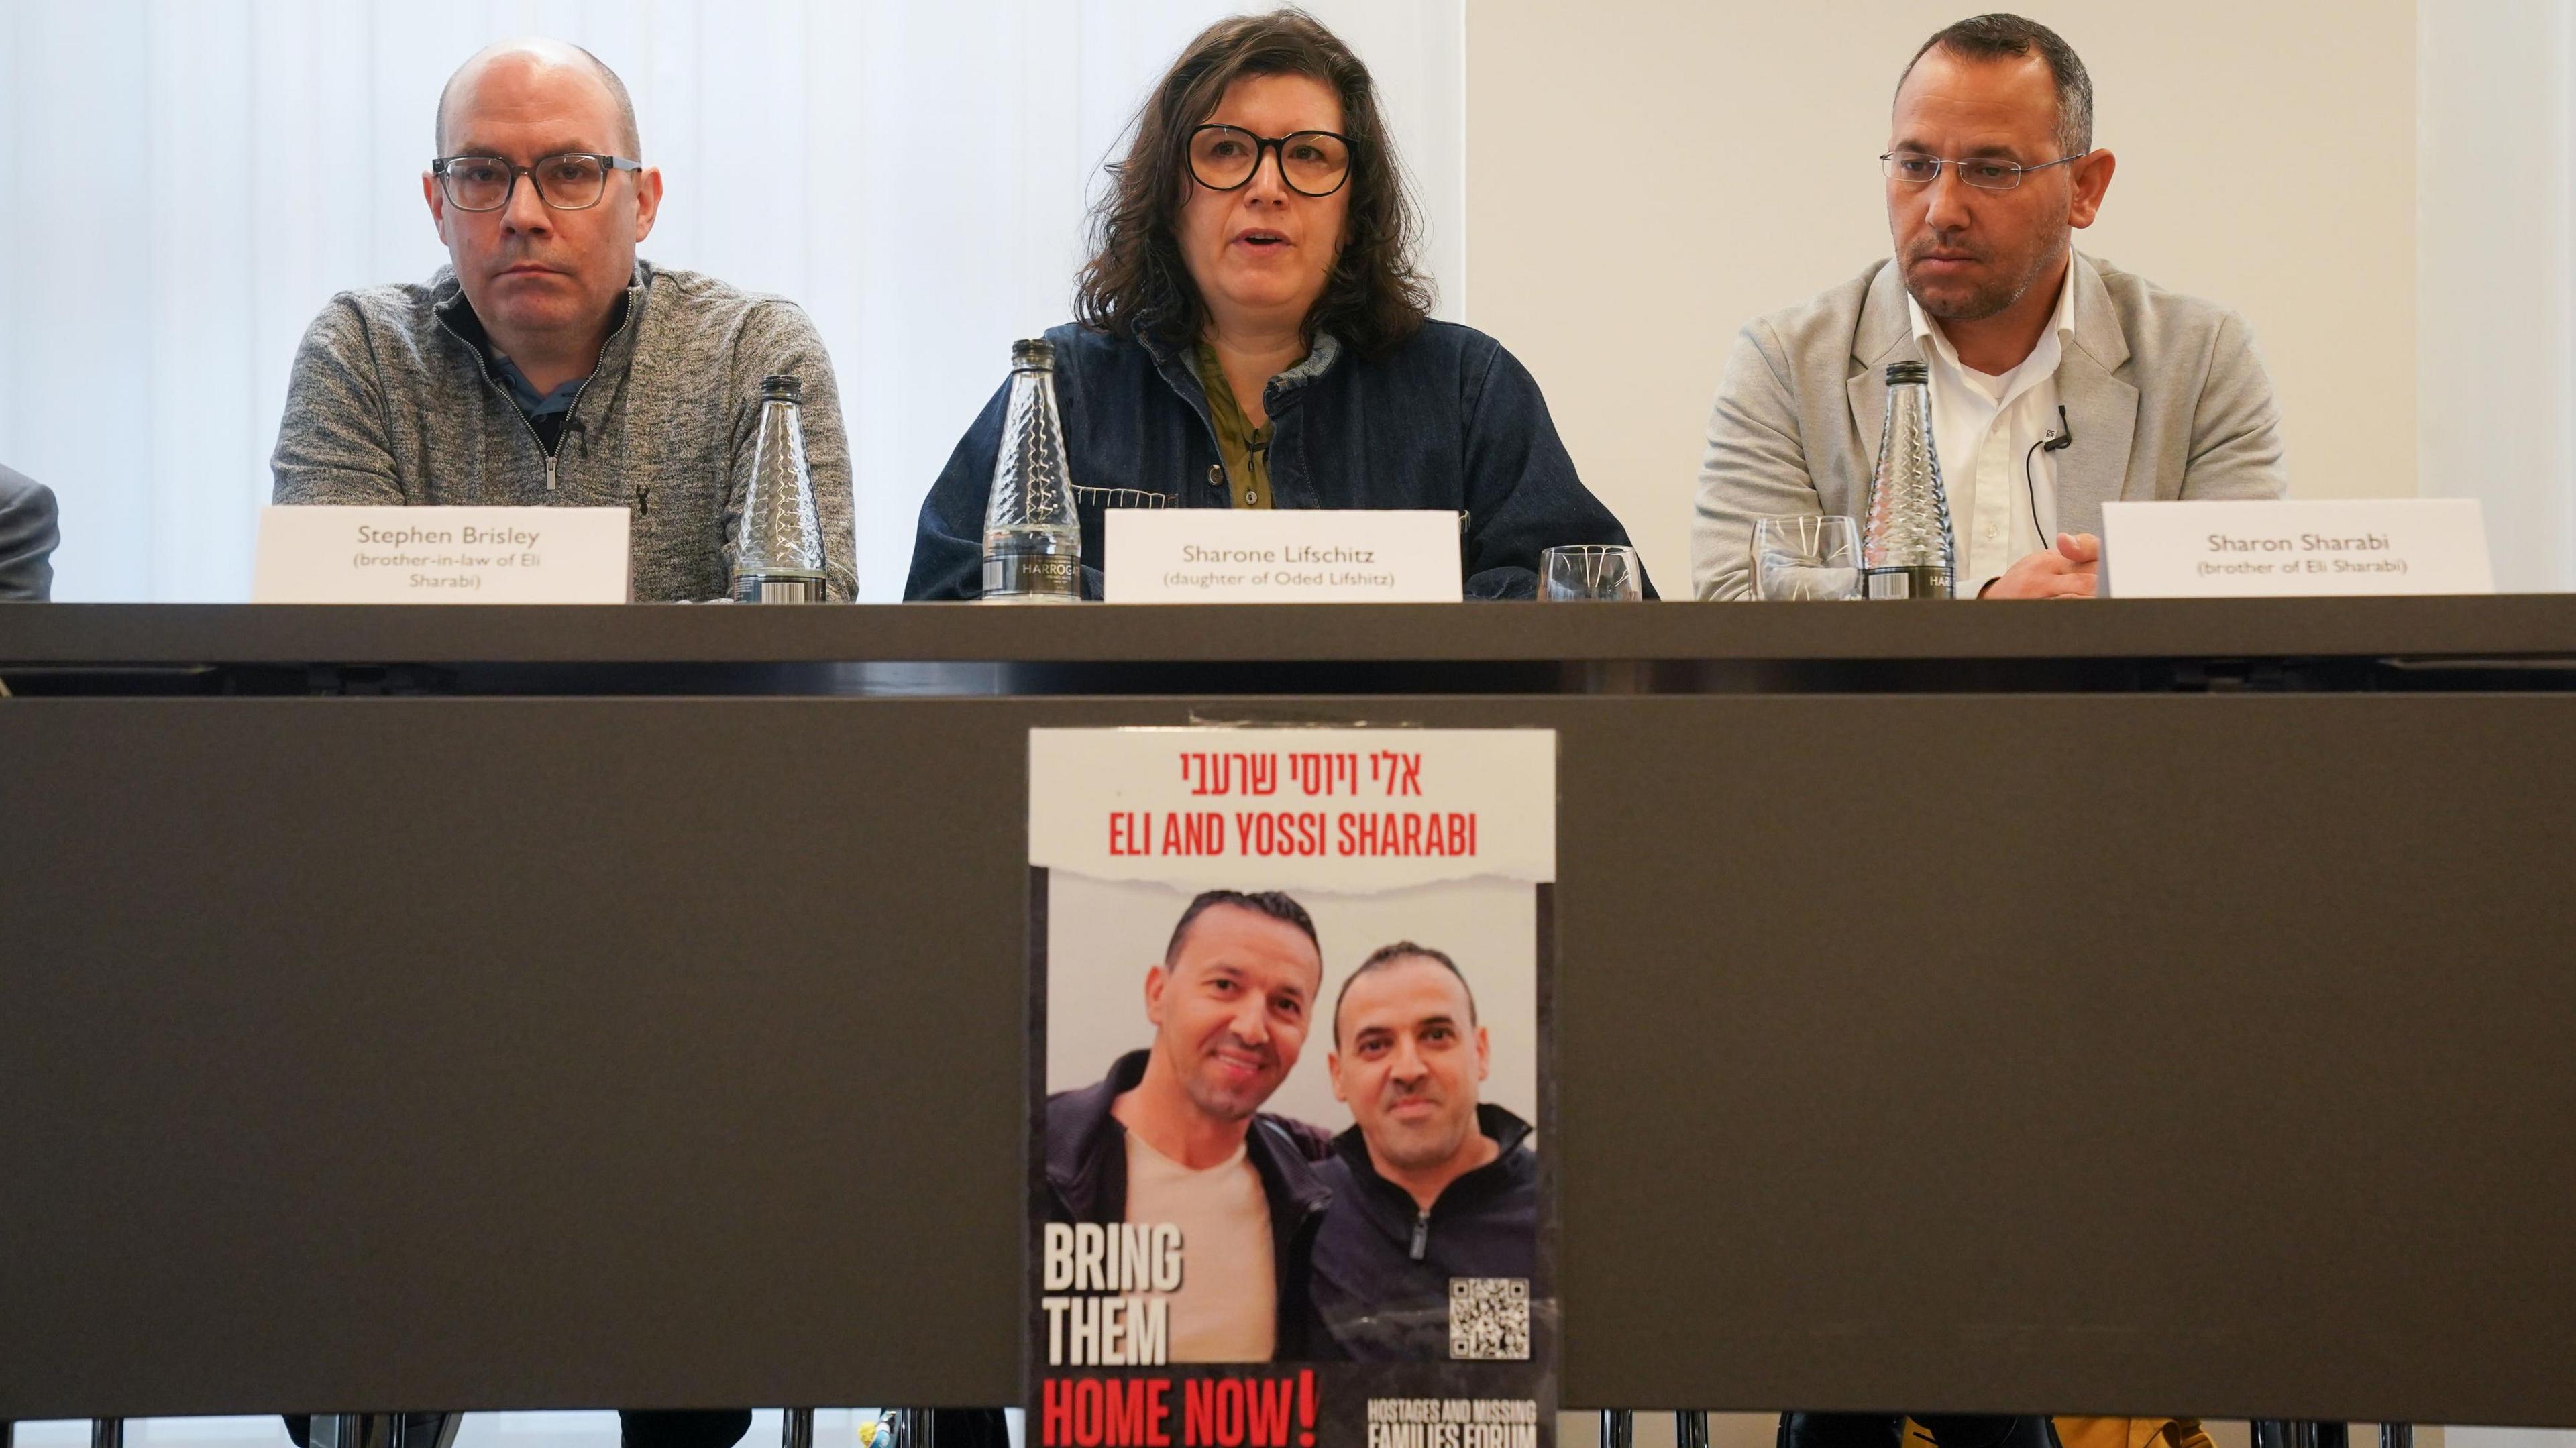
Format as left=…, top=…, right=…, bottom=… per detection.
left=1885, top=360, right=1929, bottom=385
left=1012, top=338, right=1055, bottom=369
left=761, top=374, right=802, bottom=402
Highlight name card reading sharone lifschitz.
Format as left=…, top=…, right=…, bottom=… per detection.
left=252, top=505, right=631, bottom=604
left=2102, top=498, right=2493, bottom=598
left=1105, top=508, right=1462, bottom=602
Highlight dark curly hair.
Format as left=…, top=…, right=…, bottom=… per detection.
left=1074, top=9, right=1434, bottom=359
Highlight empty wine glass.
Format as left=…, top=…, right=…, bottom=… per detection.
left=1751, top=516, right=1862, bottom=600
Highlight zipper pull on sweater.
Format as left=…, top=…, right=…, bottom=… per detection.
left=545, top=451, right=557, bottom=492
left=1409, top=1211, right=1430, bottom=1261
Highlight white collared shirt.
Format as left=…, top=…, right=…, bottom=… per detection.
left=1905, top=266, right=2077, bottom=594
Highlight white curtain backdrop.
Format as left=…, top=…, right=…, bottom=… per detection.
left=2418, top=0, right=2576, bottom=593
left=0, top=0, right=1464, bottom=602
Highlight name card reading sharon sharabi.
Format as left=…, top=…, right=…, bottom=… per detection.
left=253, top=505, right=631, bottom=604
left=2102, top=498, right=2494, bottom=598
left=1104, top=507, right=1462, bottom=602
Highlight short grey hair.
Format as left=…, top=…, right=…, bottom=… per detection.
left=435, top=40, right=641, bottom=157
left=1900, top=13, right=2094, bottom=157
left=1332, top=940, right=1479, bottom=1048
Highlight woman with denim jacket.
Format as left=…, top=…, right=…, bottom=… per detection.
left=904, top=9, right=1649, bottom=602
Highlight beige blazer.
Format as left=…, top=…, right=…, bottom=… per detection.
left=1690, top=252, right=2288, bottom=600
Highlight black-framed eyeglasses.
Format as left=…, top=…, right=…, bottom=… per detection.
left=1187, top=125, right=1353, bottom=198
left=431, top=152, right=643, bottom=211
left=1880, top=150, right=2089, bottom=192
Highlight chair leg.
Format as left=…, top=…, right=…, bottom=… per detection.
left=784, top=1412, right=813, bottom=1448
left=1677, top=1413, right=1711, bottom=1448
left=92, top=1421, right=124, bottom=1448
left=2253, top=1423, right=2298, bottom=1448
left=2379, top=1429, right=2413, bottom=1448
left=1601, top=1412, right=1633, bottom=1448
left=879, top=1410, right=932, bottom=1448
left=315, top=1412, right=423, bottom=1448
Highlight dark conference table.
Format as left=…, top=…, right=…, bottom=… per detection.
left=3, top=600, right=2573, bottom=1429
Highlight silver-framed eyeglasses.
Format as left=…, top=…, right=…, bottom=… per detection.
left=1187, top=125, right=1353, bottom=197
left=431, top=152, right=643, bottom=211
left=1880, top=150, right=2089, bottom=191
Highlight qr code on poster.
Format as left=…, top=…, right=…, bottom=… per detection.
left=1448, top=1276, right=1531, bottom=1360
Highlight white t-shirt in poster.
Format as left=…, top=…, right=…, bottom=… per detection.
left=1124, top=1131, right=1277, bottom=1362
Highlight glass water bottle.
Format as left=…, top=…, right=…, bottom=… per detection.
left=1861, top=359, right=1956, bottom=600
left=731, top=374, right=830, bottom=603
left=979, top=339, right=1083, bottom=602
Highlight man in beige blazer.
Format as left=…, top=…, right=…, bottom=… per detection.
left=1692, top=13, right=2286, bottom=602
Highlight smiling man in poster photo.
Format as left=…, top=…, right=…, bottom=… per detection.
left=1308, top=942, right=1538, bottom=1361
left=1044, top=889, right=1334, bottom=1362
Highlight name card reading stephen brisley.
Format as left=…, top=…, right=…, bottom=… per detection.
left=1104, top=508, right=1462, bottom=602
left=253, top=505, right=632, bottom=604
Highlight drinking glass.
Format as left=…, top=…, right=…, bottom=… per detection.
left=1750, top=515, right=1863, bottom=600
left=1540, top=545, right=1644, bottom=601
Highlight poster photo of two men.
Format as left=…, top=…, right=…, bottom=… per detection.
left=1028, top=728, right=1558, bottom=1448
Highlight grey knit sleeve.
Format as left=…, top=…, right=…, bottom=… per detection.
left=270, top=296, right=407, bottom=506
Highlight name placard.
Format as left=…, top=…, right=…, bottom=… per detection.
left=2102, top=499, right=2493, bottom=598
left=253, top=505, right=631, bottom=604
left=1104, top=508, right=1462, bottom=603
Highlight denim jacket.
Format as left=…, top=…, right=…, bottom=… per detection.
left=903, top=319, right=1651, bottom=600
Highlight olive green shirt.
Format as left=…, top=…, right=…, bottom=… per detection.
left=1193, top=341, right=1275, bottom=509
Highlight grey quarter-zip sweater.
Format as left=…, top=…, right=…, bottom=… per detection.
left=271, top=259, right=856, bottom=600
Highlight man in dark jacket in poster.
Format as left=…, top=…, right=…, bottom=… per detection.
left=1045, top=889, right=1333, bottom=1361
left=1310, top=942, right=1538, bottom=1361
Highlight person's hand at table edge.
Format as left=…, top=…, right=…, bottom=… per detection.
left=1980, top=531, right=2100, bottom=598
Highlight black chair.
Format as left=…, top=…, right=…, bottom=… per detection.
left=2253, top=1425, right=2411, bottom=1448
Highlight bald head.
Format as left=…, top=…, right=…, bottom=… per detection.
left=423, top=36, right=661, bottom=375
left=435, top=39, right=639, bottom=158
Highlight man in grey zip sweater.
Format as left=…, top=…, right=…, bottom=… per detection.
left=273, top=41, right=839, bottom=1448
left=271, top=37, right=855, bottom=602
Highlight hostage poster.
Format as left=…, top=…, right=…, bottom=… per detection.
left=1028, top=728, right=1558, bottom=1448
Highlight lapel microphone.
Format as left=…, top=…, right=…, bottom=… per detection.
left=2026, top=404, right=2076, bottom=545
